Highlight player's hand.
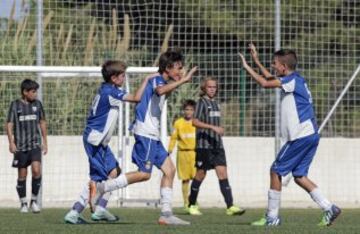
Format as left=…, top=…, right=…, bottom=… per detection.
left=9, top=142, right=17, bottom=154
left=42, top=143, right=48, bottom=155
left=212, top=126, right=224, bottom=136
left=238, top=53, right=249, bottom=68
left=249, top=43, right=259, bottom=61
left=181, top=66, right=198, bottom=83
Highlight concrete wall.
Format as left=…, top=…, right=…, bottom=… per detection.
left=1, top=136, right=359, bottom=208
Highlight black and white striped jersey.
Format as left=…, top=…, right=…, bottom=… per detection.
left=7, top=99, right=45, bottom=151
left=194, top=97, right=223, bottom=149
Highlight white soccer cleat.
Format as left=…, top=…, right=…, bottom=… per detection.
left=91, top=209, right=119, bottom=222
left=20, top=203, right=28, bottom=213
left=30, top=201, right=41, bottom=213
left=64, top=210, right=87, bottom=224
left=158, top=214, right=190, bottom=225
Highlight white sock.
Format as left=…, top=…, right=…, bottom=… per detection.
left=71, top=184, right=89, bottom=214
left=20, top=197, right=27, bottom=204
left=95, top=192, right=112, bottom=212
left=310, top=188, right=332, bottom=211
left=104, top=174, right=128, bottom=193
left=31, top=194, right=38, bottom=201
left=160, top=187, right=173, bottom=215
left=78, top=184, right=89, bottom=206
left=267, top=189, right=281, bottom=219
left=68, top=209, right=79, bottom=216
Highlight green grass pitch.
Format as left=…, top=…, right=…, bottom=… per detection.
left=0, top=208, right=358, bottom=234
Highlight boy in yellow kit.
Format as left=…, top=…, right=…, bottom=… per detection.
left=168, top=99, right=197, bottom=208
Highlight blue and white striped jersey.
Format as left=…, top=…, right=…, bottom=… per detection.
left=280, top=72, right=318, bottom=142
left=84, top=83, right=127, bottom=146
left=131, top=75, right=167, bottom=140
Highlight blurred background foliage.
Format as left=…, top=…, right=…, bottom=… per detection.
left=0, top=0, right=359, bottom=136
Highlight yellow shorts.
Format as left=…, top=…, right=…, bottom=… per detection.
left=176, top=150, right=196, bottom=180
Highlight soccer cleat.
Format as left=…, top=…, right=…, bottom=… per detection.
left=64, top=210, right=88, bottom=224
left=89, top=181, right=103, bottom=213
left=226, top=205, right=246, bottom=216
left=266, top=216, right=281, bottom=226
left=187, top=205, right=202, bottom=215
left=158, top=214, right=190, bottom=225
left=318, top=205, right=341, bottom=226
left=20, top=203, right=28, bottom=213
left=91, top=209, right=119, bottom=222
left=30, top=200, right=41, bottom=213
left=251, top=216, right=281, bottom=226
left=251, top=217, right=266, bottom=226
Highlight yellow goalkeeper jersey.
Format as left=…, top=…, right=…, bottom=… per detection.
left=168, top=117, right=196, bottom=152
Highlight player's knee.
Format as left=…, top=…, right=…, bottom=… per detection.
left=294, top=176, right=304, bottom=184
left=170, top=165, right=176, bottom=175
left=116, top=166, right=122, bottom=176
left=164, top=168, right=175, bottom=180
left=32, top=169, right=41, bottom=178
left=163, top=163, right=176, bottom=178
left=195, top=171, right=206, bottom=181
left=108, top=166, right=121, bottom=179
left=138, top=172, right=151, bottom=181
left=216, top=169, right=228, bottom=180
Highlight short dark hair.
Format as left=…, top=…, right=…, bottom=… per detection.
left=158, top=49, right=184, bottom=74
left=182, top=99, right=196, bottom=109
left=101, top=60, right=127, bottom=82
left=273, top=49, right=297, bottom=70
left=21, top=79, right=39, bottom=94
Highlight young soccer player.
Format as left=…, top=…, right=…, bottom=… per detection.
left=239, top=43, right=341, bottom=226
left=64, top=60, right=154, bottom=224
left=89, top=50, right=198, bottom=225
left=187, top=77, right=245, bottom=216
left=6, top=79, right=48, bottom=213
left=168, top=99, right=197, bottom=209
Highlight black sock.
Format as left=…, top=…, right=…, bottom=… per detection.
left=16, top=179, right=26, bottom=201
left=219, top=179, right=233, bottom=208
left=188, top=179, right=202, bottom=206
left=32, top=176, right=42, bottom=198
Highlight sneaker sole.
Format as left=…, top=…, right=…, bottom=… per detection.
left=158, top=220, right=190, bottom=225
left=227, top=209, right=246, bottom=216
left=158, top=218, right=190, bottom=225
left=91, top=216, right=119, bottom=222
left=65, top=218, right=88, bottom=225
left=189, top=212, right=202, bottom=216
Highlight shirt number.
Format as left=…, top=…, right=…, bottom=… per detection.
left=91, top=94, right=100, bottom=115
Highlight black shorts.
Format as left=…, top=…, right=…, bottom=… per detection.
left=12, top=147, right=42, bottom=168
left=195, top=148, right=227, bottom=171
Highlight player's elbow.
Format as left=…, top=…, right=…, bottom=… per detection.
left=156, top=89, right=166, bottom=96
left=125, top=96, right=140, bottom=103
left=132, top=96, right=141, bottom=103
left=192, top=119, right=200, bottom=127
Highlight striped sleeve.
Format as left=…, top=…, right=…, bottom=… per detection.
left=38, top=101, right=46, bottom=120
left=194, top=98, right=204, bottom=120
left=6, top=101, right=16, bottom=123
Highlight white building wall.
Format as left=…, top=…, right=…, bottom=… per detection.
left=0, top=136, right=359, bottom=208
